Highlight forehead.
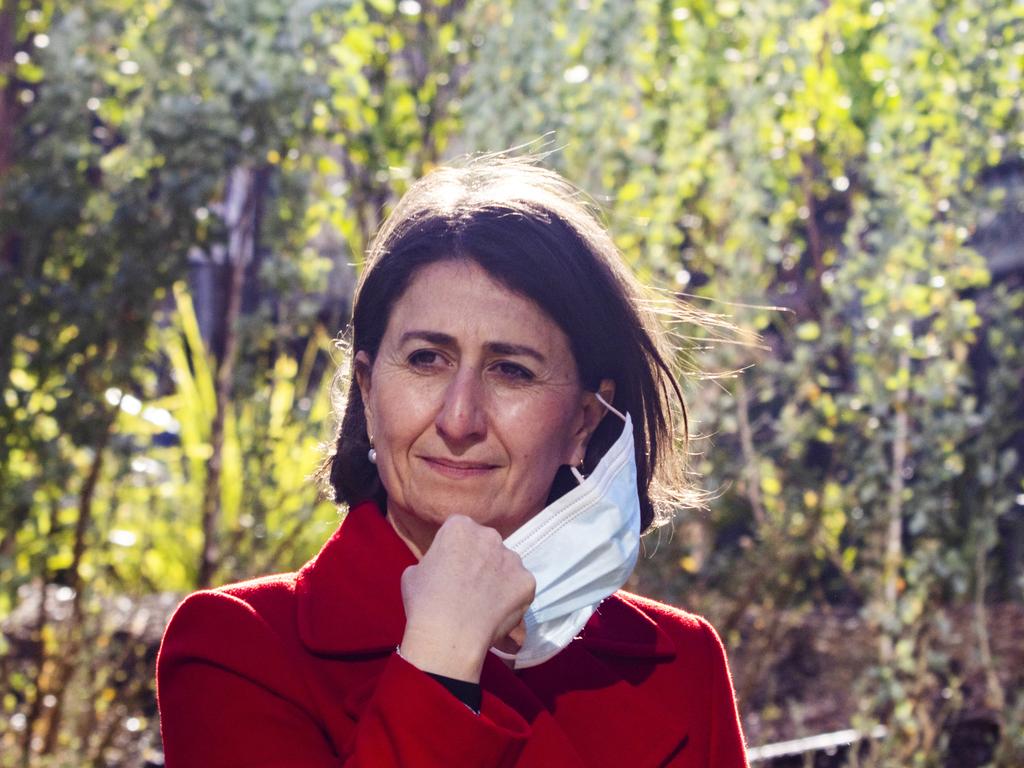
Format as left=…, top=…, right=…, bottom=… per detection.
left=384, top=260, right=572, bottom=357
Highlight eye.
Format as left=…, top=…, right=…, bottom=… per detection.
left=407, top=349, right=448, bottom=370
left=492, top=361, right=535, bottom=381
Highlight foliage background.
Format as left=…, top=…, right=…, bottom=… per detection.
left=1, top=0, right=1021, bottom=765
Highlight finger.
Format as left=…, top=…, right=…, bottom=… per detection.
left=492, top=618, right=527, bottom=655
left=400, top=563, right=417, bottom=590
left=507, top=618, right=527, bottom=648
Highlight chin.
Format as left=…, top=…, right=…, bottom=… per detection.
left=418, top=498, right=517, bottom=533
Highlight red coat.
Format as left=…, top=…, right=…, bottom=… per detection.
left=157, top=501, right=748, bottom=766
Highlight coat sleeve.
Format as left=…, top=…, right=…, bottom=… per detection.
left=696, top=617, right=749, bottom=768
left=157, top=590, right=530, bottom=767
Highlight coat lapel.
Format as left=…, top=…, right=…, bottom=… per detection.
left=295, top=501, right=416, bottom=655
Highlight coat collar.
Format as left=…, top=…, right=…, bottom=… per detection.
left=295, top=501, right=675, bottom=661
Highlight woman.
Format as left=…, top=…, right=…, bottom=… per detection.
left=157, top=159, right=748, bottom=767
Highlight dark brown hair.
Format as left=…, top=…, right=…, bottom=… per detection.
left=316, top=158, right=694, bottom=531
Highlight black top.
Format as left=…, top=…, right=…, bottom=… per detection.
left=427, top=672, right=482, bottom=714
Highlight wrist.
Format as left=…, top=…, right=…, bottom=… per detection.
left=398, top=624, right=487, bottom=684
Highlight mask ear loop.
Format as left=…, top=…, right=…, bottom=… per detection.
left=571, top=392, right=627, bottom=484
left=595, top=391, right=626, bottom=422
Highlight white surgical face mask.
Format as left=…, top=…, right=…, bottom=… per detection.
left=492, top=395, right=641, bottom=669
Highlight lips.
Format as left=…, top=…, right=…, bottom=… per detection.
left=419, top=456, right=499, bottom=479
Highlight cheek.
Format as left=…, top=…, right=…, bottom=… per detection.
left=371, top=375, right=438, bottom=444
left=502, top=396, right=579, bottom=466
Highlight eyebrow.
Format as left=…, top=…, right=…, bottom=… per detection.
left=398, top=330, right=547, bottom=363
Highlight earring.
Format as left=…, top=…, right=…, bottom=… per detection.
left=570, top=455, right=586, bottom=483
left=367, top=435, right=377, bottom=465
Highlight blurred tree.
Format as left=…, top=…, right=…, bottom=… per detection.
left=462, top=0, right=1022, bottom=762
left=1, top=0, right=475, bottom=762
left=1, top=0, right=1022, bottom=765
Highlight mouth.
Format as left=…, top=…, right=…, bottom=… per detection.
left=419, top=456, right=499, bottom=479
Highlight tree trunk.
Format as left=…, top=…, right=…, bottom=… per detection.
left=197, top=166, right=267, bottom=587
left=735, top=378, right=766, bottom=528
left=40, top=410, right=115, bottom=755
left=880, top=350, right=910, bottom=662
left=0, top=0, right=19, bottom=266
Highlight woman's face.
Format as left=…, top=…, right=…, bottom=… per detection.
left=357, top=259, right=603, bottom=554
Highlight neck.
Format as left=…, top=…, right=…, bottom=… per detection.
left=385, top=508, right=432, bottom=559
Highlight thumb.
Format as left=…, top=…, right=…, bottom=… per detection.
left=493, top=618, right=527, bottom=655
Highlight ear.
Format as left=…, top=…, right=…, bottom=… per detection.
left=354, top=351, right=375, bottom=437
left=567, top=378, right=616, bottom=466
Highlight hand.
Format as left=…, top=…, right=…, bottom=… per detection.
left=398, top=515, right=535, bottom=683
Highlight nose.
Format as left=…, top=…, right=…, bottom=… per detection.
left=435, top=368, right=487, bottom=446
